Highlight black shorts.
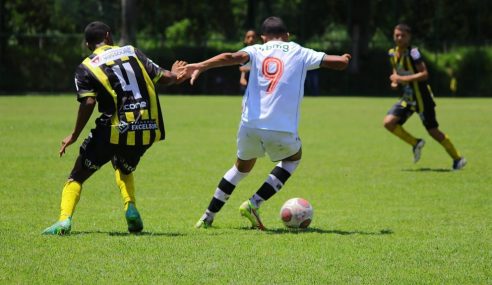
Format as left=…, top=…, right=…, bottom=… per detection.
left=387, top=100, right=439, bottom=130
left=70, top=127, right=150, bottom=180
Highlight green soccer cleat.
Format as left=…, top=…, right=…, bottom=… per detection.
left=42, top=217, right=72, bottom=235
left=195, top=218, right=213, bottom=229
left=239, top=200, right=266, bottom=230
left=125, top=203, right=143, bottom=233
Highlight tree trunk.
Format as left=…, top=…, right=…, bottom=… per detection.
left=120, top=0, right=137, bottom=46
left=348, top=0, right=372, bottom=74
left=0, top=0, right=5, bottom=64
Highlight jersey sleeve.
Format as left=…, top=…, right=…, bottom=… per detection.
left=240, top=45, right=256, bottom=67
left=388, top=48, right=396, bottom=68
left=74, top=64, right=96, bottom=102
left=410, top=47, right=424, bottom=64
left=135, top=48, right=165, bottom=83
left=301, top=47, right=325, bottom=70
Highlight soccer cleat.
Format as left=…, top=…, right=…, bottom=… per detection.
left=42, top=217, right=72, bottom=235
left=412, top=139, right=425, bottom=163
left=125, top=203, right=143, bottom=233
left=195, top=216, right=213, bottom=229
left=452, top=157, right=467, bottom=170
left=239, top=200, right=265, bottom=230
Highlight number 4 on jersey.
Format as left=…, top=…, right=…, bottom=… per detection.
left=262, top=57, right=284, bottom=94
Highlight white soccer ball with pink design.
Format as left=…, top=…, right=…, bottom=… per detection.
left=280, top=198, right=313, bottom=228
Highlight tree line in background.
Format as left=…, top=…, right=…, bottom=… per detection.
left=0, top=0, right=491, bottom=96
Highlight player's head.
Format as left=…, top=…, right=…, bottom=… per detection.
left=261, top=16, right=289, bottom=42
left=84, top=21, right=113, bottom=51
left=243, top=29, right=257, bottom=46
left=393, top=23, right=412, bottom=48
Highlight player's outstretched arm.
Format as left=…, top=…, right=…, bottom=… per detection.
left=179, top=51, right=249, bottom=85
left=60, top=97, right=96, bottom=157
left=320, top=54, right=351, bottom=70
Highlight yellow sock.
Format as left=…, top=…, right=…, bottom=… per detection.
left=392, top=125, right=418, bottom=146
left=115, top=169, right=135, bottom=210
left=59, top=181, right=82, bottom=221
left=440, top=135, right=461, bottom=160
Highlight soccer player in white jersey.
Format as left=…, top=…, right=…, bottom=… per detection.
left=180, top=17, right=351, bottom=230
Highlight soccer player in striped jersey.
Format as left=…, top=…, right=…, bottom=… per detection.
left=42, top=21, right=186, bottom=235
left=384, top=24, right=466, bottom=170
left=239, top=29, right=258, bottom=90
left=180, top=17, right=351, bottom=230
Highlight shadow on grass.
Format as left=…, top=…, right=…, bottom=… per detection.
left=402, top=167, right=451, bottom=173
left=70, top=231, right=185, bottom=237
left=236, top=227, right=394, bottom=235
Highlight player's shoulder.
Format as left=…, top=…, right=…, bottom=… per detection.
left=241, top=43, right=261, bottom=52
left=388, top=47, right=396, bottom=57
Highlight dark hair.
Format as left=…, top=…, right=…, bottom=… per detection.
left=84, top=21, right=111, bottom=45
left=261, top=16, right=288, bottom=36
left=395, top=23, right=412, bottom=34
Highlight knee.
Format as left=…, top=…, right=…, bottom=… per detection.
left=383, top=118, right=396, bottom=131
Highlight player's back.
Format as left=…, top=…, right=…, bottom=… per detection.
left=241, top=41, right=325, bottom=133
left=77, top=45, right=165, bottom=146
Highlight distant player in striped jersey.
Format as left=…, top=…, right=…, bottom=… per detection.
left=239, top=29, right=257, bottom=91
left=384, top=24, right=466, bottom=170
left=181, top=17, right=351, bottom=230
left=43, top=21, right=186, bottom=235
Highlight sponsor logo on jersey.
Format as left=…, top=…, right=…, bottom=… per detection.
left=90, top=46, right=136, bottom=67
left=129, top=120, right=158, bottom=131
left=122, top=101, right=147, bottom=111
left=118, top=121, right=130, bottom=133
left=117, top=119, right=157, bottom=133
left=258, top=43, right=290, bottom=53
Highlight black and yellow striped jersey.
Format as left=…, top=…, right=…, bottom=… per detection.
left=74, top=45, right=165, bottom=146
left=388, top=46, right=436, bottom=112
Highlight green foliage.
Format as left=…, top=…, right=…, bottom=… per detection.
left=422, top=46, right=492, bottom=96
left=165, top=19, right=194, bottom=46
left=0, top=96, right=491, bottom=284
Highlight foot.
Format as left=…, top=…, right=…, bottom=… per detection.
left=42, top=217, right=72, bottom=235
left=452, top=157, right=467, bottom=170
left=413, top=139, right=425, bottom=163
left=239, top=200, right=265, bottom=230
left=125, top=203, right=143, bottom=233
left=195, top=215, right=213, bottom=229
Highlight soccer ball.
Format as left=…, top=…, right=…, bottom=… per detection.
left=280, top=198, right=313, bottom=228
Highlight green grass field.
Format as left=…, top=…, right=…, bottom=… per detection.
left=0, top=95, right=490, bottom=284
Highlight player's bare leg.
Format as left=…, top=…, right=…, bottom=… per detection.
left=384, top=115, right=424, bottom=162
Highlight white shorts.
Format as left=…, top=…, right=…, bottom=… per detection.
left=237, top=125, right=301, bottom=162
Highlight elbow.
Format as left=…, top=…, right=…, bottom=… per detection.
left=421, top=72, right=429, bottom=81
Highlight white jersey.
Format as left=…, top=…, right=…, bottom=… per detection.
left=240, top=41, right=325, bottom=133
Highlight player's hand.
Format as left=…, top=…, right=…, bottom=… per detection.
left=178, top=64, right=202, bottom=85
left=172, top=60, right=188, bottom=84
left=59, top=134, right=77, bottom=157
left=171, top=60, right=187, bottom=75
left=239, top=77, right=248, bottom=87
left=390, top=73, right=401, bottom=83
left=342, top=54, right=351, bottom=61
